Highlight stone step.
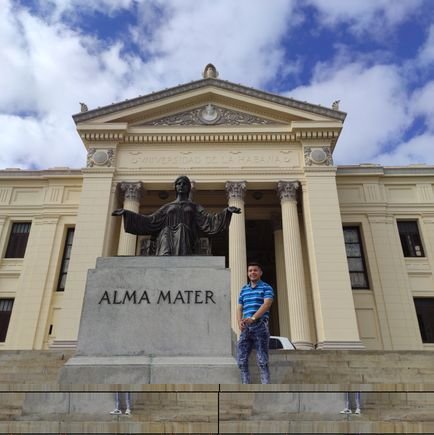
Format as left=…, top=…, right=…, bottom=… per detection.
left=5, top=391, right=434, bottom=419
left=0, top=393, right=24, bottom=420
left=220, top=420, right=434, bottom=433
left=2, top=415, right=434, bottom=433
left=0, top=351, right=73, bottom=384
left=0, top=349, right=434, bottom=385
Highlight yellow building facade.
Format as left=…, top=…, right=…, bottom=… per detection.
left=0, top=66, right=433, bottom=352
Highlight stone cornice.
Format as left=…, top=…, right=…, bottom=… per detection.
left=337, top=165, right=434, bottom=176
left=115, top=168, right=305, bottom=177
left=72, top=78, right=347, bottom=124
left=0, top=169, right=83, bottom=179
left=96, top=130, right=339, bottom=145
left=79, top=132, right=125, bottom=142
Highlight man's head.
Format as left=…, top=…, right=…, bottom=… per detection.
left=247, top=262, right=263, bottom=284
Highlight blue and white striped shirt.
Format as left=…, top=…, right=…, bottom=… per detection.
left=238, top=280, right=274, bottom=319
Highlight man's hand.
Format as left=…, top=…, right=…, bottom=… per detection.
left=243, top=317, right=256, bottom=326
left=112, top=208, right=125, bottom=216
left=227, top=206, right=241, bottom=214
left=238, top=318, right=247, bottom=332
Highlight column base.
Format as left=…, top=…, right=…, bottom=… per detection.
left=316, top=340, right=365, bottom=350
left=293, top=341, right=315, bottom=350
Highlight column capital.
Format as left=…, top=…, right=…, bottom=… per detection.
left=225, top=181, right=247, bottom=200
left=277, top=180, right=299, bottom=203
left=118, top=181, right=145, bottom=203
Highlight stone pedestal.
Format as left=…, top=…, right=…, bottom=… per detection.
left=59, top=256, right=238, bottom=384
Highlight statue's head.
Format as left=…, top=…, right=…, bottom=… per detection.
left=174, top=175, right=191, bottom=195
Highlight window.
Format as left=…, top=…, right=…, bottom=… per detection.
left=343, top=226, right=369, bottom=289
left=57, top=228, right=75, bottom=291
left=5, top=222, right=31, bottom=258
left=397, top=220, right=425, bottom=257
left=0, top=299, right=14, bottom=342
left=414, top=298, right=434, bottom=343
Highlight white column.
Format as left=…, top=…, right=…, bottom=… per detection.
left=117, top=182, right=144, bottom=256
left=277, top=181, right=313, bottom=350
left=225, top=181, right=247, bottom=332
left=272, top=214, right=290, bottom=339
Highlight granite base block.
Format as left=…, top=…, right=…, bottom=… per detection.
left=60, top=356, right=239, bottom=384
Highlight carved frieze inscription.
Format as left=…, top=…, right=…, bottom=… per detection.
left=118, top=148, right=300, bottom=169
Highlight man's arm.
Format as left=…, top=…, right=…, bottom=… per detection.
left=243, top=298, right=273, bottom=325
left=237, top=304, right=246, bottom=331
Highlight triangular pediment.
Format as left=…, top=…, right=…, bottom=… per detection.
left=73, top=78, right=346, bottom=128
left=136, top=104, right=285, bottom=127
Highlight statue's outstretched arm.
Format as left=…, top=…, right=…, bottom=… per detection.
left=112, top=208, right=125, bottom=216
left=227, top=206, right=241, bottom=214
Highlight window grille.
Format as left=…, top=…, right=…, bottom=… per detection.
left=397, top=220, right=425, bottom=257
left=343, top=226, right=369, bottom=289
left=57, top=228, right=75, bottom=291
left=414, top=298, right=434, bottom=343
left=0, top=298, right=14, bottom=342
left=5, top=222, right=31, bottom=258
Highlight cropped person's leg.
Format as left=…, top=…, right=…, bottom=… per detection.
left=340, top=392, right=351, bottom=414
left=124, top=392, right=132, bottom=415
left=354, top=392, right=361, bottom=414
left=110, top=392, right=122, bottom=414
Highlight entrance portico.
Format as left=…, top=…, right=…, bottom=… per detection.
left=52, top=65, right=363, bottom=350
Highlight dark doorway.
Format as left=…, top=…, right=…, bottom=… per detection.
left=246, top=220, right=279, bottom=336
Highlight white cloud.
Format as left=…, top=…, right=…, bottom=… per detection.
left=375, top=133, right=434, bottom=166
left=0, top=0, right=303, bottom=169
left=1, top=0, right=432, bottom=170
left=132, top=0, right=299, bottom=87
left=306, top=0, right=423, bottom=36
left=0, top=0, right=152, bottom=169
left=0, top=114, right=85, bottom=169
left=289, top=62, right=410, bottom=164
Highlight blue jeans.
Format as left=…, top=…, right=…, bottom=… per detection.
left=115, top=392, right=131, bottom=410
left=344, top=391, right=361, bottom=409
left=237, top=318, right=270, bottom=384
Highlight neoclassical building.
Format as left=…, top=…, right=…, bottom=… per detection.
left=0, top=65, right=433, bottom=352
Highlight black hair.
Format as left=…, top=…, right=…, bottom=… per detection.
left=247, top=262, right=263, bottom=271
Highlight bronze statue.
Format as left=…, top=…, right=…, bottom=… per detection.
left=112, top=176, right=241, bottom=256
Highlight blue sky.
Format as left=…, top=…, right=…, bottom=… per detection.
left=1, top=0, right=434, bottom=169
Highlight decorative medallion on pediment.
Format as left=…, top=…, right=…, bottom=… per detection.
left=141, top=104, right=283, bottom=126
left=87, top=148, right=115, bottom=167
left=304, top=147, right=333, bottom=166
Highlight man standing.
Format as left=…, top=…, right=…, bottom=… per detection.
left=237, top=262, right=274, bottom=384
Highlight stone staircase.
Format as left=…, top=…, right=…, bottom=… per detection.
left=1, top=349, right=434, bottom=385
left=0, top=349, right=434, bottom=433
left=0, top=350, right=73, bottom=384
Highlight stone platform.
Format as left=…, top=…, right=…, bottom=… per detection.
left=2, top=350, right=434, bottom=432
left=59, top=256, right=238, bottom=384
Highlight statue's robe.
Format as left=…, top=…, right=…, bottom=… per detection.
left=122, top=200, right=232, bottom=256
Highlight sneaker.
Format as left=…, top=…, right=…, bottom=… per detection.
left=340, top=408, right=352, bottom=414
left=110, top=408, right=121, bottom=415
left=125, top=408, right=131, bottom=416
left=354, top=408, right=361, bottom=415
